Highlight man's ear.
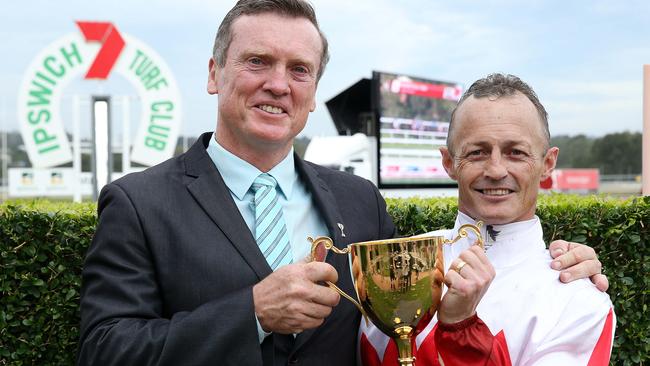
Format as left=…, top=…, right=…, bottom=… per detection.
left=207, top=58, right=219, bottom=95
left=541, top=147, right=559, bottom=180
left=440, top=146, right=458, bottom=181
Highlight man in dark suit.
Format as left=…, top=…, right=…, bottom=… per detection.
left=77, top=1, right=608, bottom=365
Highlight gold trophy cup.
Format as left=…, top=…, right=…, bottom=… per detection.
left=309, top=223, right=483, bottom=366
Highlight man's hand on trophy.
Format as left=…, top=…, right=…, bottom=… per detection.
left=437, top=245, right=495, bottom=325
left=548, top=240, right=609, bottom=292
left=253, top=262, right=341, bottom=334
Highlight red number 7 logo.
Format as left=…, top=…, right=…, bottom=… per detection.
left=76, top=21, right=125, bottom=80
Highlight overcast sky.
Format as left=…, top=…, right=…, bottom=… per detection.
left=2, top=0, right=649, bottom=139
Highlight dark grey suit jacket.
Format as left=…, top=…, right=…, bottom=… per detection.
left=78, top=132, right=396, bottom=366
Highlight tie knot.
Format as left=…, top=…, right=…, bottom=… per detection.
left=251, top=173, right=278, bottom=193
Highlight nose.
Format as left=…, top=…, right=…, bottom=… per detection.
left=483, top=151, right=508, bottom=180
left=263, top=66, right=290, bottom=96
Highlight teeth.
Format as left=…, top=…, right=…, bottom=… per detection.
left=483, top=189, right=510, bottom=196
left=259, top=105, right=284, bottom=114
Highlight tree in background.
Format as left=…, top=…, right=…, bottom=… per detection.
left=551, top=132, right=641, bottom=175
left=591, top=132, right=642, bottom=175
left=552, top=134, right=595, bottom=169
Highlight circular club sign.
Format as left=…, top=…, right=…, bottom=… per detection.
left=18, top=21, right=182, bottom=168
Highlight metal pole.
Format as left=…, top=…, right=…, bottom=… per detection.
left=91, top=96, right=112, bottom=201
left=122, top=96, right=130, bottom=174
left=72, top=95, right=82, bottom=202
left=641, top=65, right=650, bottom=196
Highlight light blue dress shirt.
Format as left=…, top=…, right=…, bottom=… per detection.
left=206, top=134, right=329, bottom=342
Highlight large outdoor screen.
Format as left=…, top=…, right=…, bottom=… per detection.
left=374, top=71, right=462, bottom=188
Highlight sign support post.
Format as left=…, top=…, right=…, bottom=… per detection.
left=122, top=95, right=131, bottom=174
left=91, top=96, right=111, bottom=200
left=72, top=95, right=82, bottom=202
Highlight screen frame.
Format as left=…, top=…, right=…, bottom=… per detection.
left=372, top=70, right=460, bottom=189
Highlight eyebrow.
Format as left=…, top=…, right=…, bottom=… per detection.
left=241, top=49, right=317, bottom=71
left=460, top=140, right=533, bottom=151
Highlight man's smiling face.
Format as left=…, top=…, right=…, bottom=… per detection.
left=207, top=12, right=322, bottom=159
left=440, top=92, right=558, bottom=225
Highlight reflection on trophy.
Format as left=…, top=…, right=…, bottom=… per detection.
left=309, top=223, right=483, bottom=366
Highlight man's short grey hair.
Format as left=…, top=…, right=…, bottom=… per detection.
left=212, top=0, right=330, bottom=81
left=447, top=73, right=550, bottom=155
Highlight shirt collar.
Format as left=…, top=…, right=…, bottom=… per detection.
left=455, top=211, right=541, bottom=243
left=206, top=134, right=296, bottom=200
left=453, top=211, right=545, bottom=268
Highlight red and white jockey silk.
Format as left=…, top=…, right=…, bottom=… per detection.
left=359, top=213, right=615, bottom=366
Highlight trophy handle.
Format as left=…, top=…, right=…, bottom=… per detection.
left=308, top=236, right=369, bottom=321
left=443, top=221, right=485, bottom=249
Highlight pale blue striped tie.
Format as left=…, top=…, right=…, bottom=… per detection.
left=251, top=173, right=292, bottom=270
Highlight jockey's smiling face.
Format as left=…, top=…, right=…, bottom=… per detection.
left=440, top=92, right=558, bottom=225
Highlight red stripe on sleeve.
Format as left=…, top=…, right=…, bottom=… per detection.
left=492, top=331, right=512, bottom=366
left=587, top=308, right=614, bottom=366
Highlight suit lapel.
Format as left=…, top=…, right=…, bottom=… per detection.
left=295, top=156, right=346, bottom=246
left=184, top=133, right=272, bottom=281
left=293, top=157, right=348, bottom=350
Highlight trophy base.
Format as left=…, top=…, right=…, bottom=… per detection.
left=396, top=326, right=416, bottom=366
left=397, top=357, right=415, bottom=366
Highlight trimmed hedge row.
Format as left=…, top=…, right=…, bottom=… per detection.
left=1, top=195, right=648, bottom=365
left=1, top=201, right=96, bottom=365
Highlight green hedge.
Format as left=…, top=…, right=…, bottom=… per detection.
left=1, top=195, right=648, bottom=365
left=0, top=201, right=96, bottom=365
